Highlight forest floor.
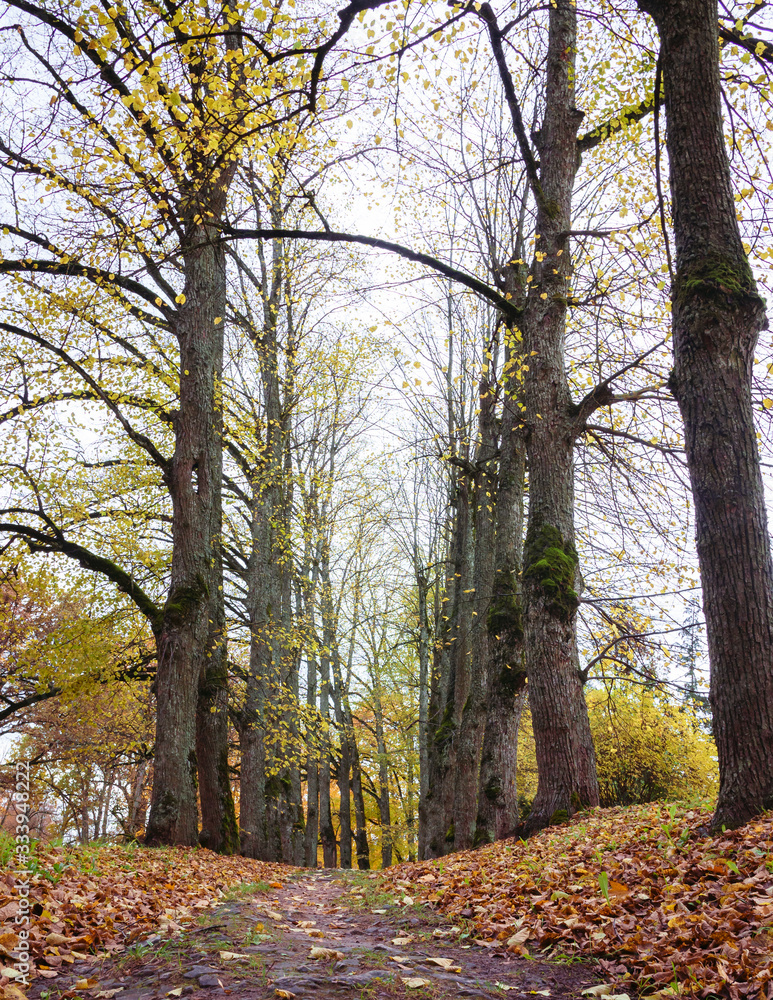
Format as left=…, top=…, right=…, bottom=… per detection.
left=2, top=802, right=772, bottom=1000
left=19, top=867, right=603, bottom=1000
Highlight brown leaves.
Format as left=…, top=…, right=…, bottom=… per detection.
left=0, top=845, right=289, bottom=984
left=378, top=803, right=773, bottom=998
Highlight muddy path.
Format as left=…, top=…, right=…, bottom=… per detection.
left=29, top=869, right=606, bottom=1000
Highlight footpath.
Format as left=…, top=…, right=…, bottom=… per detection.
left=28, top=869, right=602, bottom=1000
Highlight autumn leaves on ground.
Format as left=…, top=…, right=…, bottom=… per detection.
left=2, top=802, right=771, bottom=1000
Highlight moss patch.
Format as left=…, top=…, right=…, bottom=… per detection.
left=163, top=575, right=209, bottom=629
left=673, top=254, right=756, bottom=307
left=524, top=524, right=579, bottom=620
left=432, top=702, right=455, bottom=750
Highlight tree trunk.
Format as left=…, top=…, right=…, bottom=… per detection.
left=637, top=0, right=773, bottom=829
left=424, top=473, right=471, bottom=857
left=416, top=563, right=430, bottom=860
left=319, top=565, right=338, bottom=867
left=125, top=759, right=149, bottom=839
left=499, top=0, right=599, bottom=834
left=477, top=392, right=528, bottom=842
left=454, top=376, right=498, bottom=850
left=196, top=644, right=238, bottom=853
left=350, top=730, right=371, bottom=869
left=146, top=232, right=229, bottom=847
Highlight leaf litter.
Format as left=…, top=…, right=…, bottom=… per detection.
left=0, top=844, right=288, bottom=988
left=378, top=802, right=773, bottom=998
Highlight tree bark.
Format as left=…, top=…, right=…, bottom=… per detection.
left=453, top=375, right=498, bottom=850
left=423, top=472, right=471, bottom=857
left=490, top=0, right=600, bottom=833
left=637, top=0, right=773, bottom=829
left=477, top=389, right=528, bottom=842
left=146, top=232, right=230, bottom=847
left=319, top=561, right=338, bottom=868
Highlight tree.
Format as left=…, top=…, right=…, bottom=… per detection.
left=635, top=0, right=773, bottom=829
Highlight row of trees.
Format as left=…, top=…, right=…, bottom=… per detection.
left=0, top=0, right=771, bottom=861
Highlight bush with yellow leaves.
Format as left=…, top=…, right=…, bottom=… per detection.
left=517, top=683, right=718, bottom=809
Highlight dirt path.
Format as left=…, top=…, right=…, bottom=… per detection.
left=29, top=870, right=606, bottom=1000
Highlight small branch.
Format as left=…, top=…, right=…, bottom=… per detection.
left=569, top=339, right=666, bottom=433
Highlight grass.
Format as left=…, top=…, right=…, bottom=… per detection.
left=223, top=879, right=272, bottom=900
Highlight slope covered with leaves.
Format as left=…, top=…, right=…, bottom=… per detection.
left=380, top=803, right=773, bottom=998
left=0, top=843, right=289, bottom=985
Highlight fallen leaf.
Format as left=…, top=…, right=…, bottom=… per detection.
left=74, top=978, right=100, bottom=989
left=2, top=985, right=27, bottom=1000
left=219, top=951, right=250, bottom=960
left=402, top=896, right=414, bottom=906
left=308, top=946, right=344, bottom=961
left=296, top=920, right=316, bottom=928
left=425, top=957, right=461, bottom=972
left=94, top=990, right=124, bottom=998
left=274, top=991, right=296, bottom=999
left=392, top=936, right=414, bottom=945
left=391, top=955, right=413, bottom=963
left=45, top=933, right=69, bottom=946
left=507, top=928, right=529, bottom=947
left=167, top=990, right=184, bottom=997
left=402, top=978, right=432, bottom=989
left=269, top=882, right=284, bottom=890
left=432, top=927, right=459, bottom=938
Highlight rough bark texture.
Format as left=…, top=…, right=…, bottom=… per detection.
left=515, top=0, right=600, bottom=833
left=196, top=649, right=238, bottom=853
left=638, top=0, right=773, bottom=829
left=423, top=473, right=471, bottom=858
left=319, top=563, right=338, bottom=868
left=416, top=562, right=430, bottom=860
left=453, top=377, right=498, bottom=850
left=476, top=390, right=527, bottom=843
left=146, top=232, right=229, bottom=847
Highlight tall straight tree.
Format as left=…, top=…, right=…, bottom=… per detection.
left=636, top=0, right=773, bottom=829
left=475, top=0, right=600, bottom=831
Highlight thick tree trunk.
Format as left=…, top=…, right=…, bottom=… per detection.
left=196, top=651, right=238, bottom=853
left=454, top=378, right=498, bottom=850
left=146, top=233, right=229, bottom=847
left=509, top=0, right=599, bottom=834
left=477, top=390, right=527, bottom=843
left=423, top=476, right=470, bottom=857
left=638, top=0, right=773, bottom=829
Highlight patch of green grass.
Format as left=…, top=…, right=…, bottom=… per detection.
left=224, top=880, right=271, bottom=900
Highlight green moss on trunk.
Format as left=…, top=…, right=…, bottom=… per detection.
left=524, top=524, right=579, bottom=620
left=673, top=254, right=756, bottom=307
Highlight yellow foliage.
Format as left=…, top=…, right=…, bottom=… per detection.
left=517, top=684, right=718, bottom=808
